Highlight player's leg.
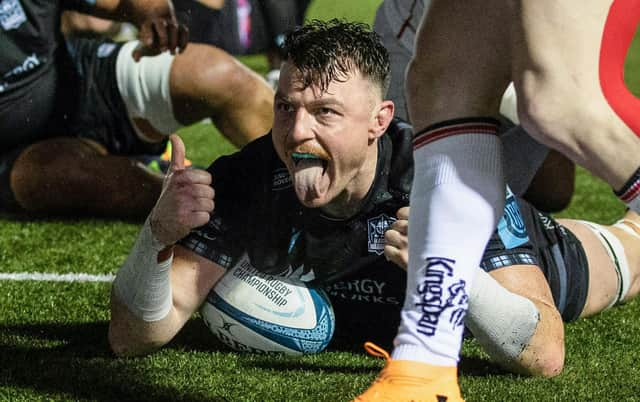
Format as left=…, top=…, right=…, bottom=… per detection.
left=168, top=43, right=274, bottom=147
left=558, top=210, right=640, bottom=316
left=521, top=150, right=575, bottom=213
left=464, top=194, right=576, bottom=378
left=357, top=2, right=512, bottom=400
left=116, top=41, right=274, bottom=148
left=467, top=266, right=565, bottom=377
left=372, top=0, right=418, bottom=122
left=9, top=137, right=162, bottom=218
left=402, top=0, right=511, bottom=369
left=512, top=0, right=640, bottom=212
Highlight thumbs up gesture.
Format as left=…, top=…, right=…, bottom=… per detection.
left=150, top=134, right=215, bottom=247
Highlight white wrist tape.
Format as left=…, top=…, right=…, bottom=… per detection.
left=112, top=216, right=173, bottom=322
left=578, top=220, right=631, bottom=308
left=465, top=269, right=540, bottom=364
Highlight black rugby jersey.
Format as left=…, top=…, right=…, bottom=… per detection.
left=180, top=118, right=414, bottom=285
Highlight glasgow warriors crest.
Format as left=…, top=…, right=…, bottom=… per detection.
left=0, top=0, right=26, bottom=30
left=367, top=214, right=396, bottom=255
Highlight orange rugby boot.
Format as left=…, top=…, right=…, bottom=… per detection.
left=353, top=342, right=464, bottom=402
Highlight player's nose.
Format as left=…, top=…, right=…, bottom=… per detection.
left=289, top=108, right=315, bottom=142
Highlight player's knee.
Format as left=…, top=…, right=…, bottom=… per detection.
left=517, top=81, right=608, bottom=160
left=523, top=151, right=575, bottom=212
left=404, top=55, right=438, bottom=118
left=10, top=155, right=41, bottom=211
left=189, top=47, right=257, bottom=101
left=108, top=316, right=165, bottom=358
left=108, top=325, right=130, bottom=358
left=523, top=344, right=565, bottom=378
left=172, top=45, right=266, bottom=121
left=10, top=139, right=102, bottom=211
left=108, top=326, right=159, bottom=358
left=517, top=87, right=570, bottom=149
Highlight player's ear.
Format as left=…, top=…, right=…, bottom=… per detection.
left=369, top=100, right=394, bottom=140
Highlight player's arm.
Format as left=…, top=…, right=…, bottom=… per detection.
left=468, top=265, right=564, bottom=377
left=384, top=206, right=565, bottom=377
left=87, top=0, right=188, bottom=59
left=108, top=135, right=217, bottom=357
left=109, top=245, right=225, bottom=357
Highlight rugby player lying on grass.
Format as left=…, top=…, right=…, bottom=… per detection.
left=107, top=20, right=640, bottom=389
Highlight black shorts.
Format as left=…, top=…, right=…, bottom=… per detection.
left=324, top=198, right=590, bottom=350
left=0, top=37, right=166, bottom=210
left=481, top=198, right=590, bottom=322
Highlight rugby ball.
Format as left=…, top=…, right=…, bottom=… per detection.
left=200, top=256, right=335, bottom=355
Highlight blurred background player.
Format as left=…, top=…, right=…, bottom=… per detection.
left=173, top=0, right=311, bottom=86
left=0, top=0, right=274, bottom=220
left=61, top=11, right=129, bottom=40
left=358, top=1, right=640, bottom=400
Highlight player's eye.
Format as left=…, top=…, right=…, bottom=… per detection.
left=276, top=101, right=294, bottom=113
left=317, top=107, right=335, bottom=116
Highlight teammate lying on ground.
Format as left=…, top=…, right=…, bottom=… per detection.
left=0, top=0, right=273, bottom=219
left=107, top=22, right=640, bottom=391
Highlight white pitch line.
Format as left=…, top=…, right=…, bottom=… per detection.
left=0, top=272, right=115, bottom=282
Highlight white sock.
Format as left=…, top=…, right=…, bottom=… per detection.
left=392, top=121, right=504, bottom=366
left=615, top=166, right=640, bottom=213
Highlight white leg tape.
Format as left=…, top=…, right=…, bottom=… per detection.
left=116, top=41, right=183, bottom=140
left=465, top=269, right=540, bottom=365
left=614, top=218, right=640, bottom=240
left=578, top=220, right=631, bottom=308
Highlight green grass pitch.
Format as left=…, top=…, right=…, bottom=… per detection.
left=1, top=1, right=640, bottom=400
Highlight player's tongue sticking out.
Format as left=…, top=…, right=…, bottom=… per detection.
left=291, top=152, right=331, bottom=203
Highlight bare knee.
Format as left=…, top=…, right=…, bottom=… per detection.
left=516, top=77, right=614, bottom=162
left=515, top=342, right=565, bottom=378
left=10, top=138, right=104, bottom=211
left=523, top=150, right=575, bottom=212
left=517, top=81, right=571, bottom=150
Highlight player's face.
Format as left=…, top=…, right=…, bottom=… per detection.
left=272, top=62, right=390, bottom=216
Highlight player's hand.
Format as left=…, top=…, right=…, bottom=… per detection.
left=132, top=7, right=189, bottom=61
left=150, top=134, right=214, bottom=246
left=384, top=207, right=409, bottom=270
